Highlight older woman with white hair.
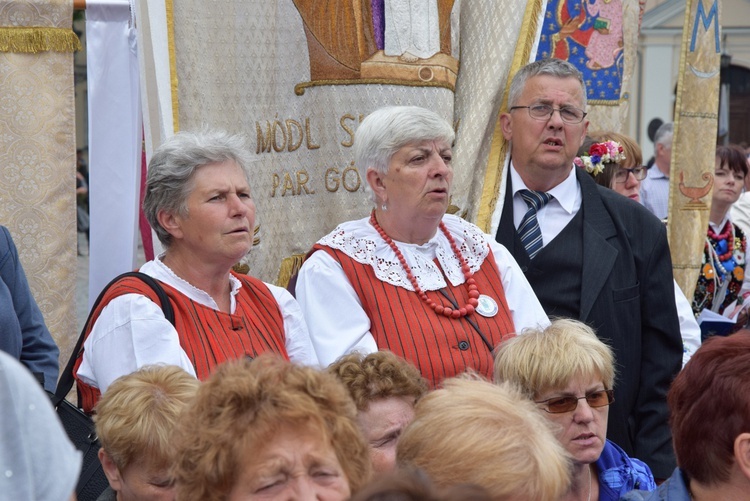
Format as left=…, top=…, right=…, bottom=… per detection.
left=295, top=105, right=547, bottom=386
left=74, top=129, right=316, bottom=413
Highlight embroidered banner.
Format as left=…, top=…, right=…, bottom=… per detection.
left=475, top=0, right=643, bottom=233
left=136, top=0, right=537, bottom=286
left=668, top=0, right=723, bottom=298
left=0, top=0, right=78, bottom=365
left=534, top=0, right=642, bottom=136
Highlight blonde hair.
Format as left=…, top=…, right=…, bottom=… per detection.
left=397, top=377, right=571, bottom=501
left=328, top=351, right=428, bottom=411
left=172, top=355, right=372, bottom=501
left=94, top=365, right=199, bottom=471
left=494, top=319, right=615, bottom=398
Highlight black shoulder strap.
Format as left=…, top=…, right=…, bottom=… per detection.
left=52, top=271, right=175, bottom=406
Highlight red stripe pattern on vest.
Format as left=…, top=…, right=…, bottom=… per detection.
left=74, top=273, right=287, bottom=413
left=316, top=245, right=516, bottom=386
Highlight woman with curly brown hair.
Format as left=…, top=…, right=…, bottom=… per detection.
left=328, top=351, right=428, bottom=475
left=172, top=355, right=371, bottom=501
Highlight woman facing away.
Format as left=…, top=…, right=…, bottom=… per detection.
left=74, top=129, right=317, bottom=413
left=295, top=105, right=548, bottom=386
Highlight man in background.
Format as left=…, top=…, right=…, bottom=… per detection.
left=640, top=122, right=673, bottom=220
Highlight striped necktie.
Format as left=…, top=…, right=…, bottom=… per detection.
left=518, top=189, right=554, bottom=259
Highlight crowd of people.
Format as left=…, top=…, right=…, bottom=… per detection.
left=2, top=57, right=750, bottom=501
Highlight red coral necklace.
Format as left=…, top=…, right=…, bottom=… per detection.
left=707, top=220, right=734, bottom=261
left=369, top=210, right=480, bottom=318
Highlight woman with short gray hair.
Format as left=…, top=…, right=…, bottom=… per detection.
left=295, top=105, right=547, bottom=386
left=74, top=129, right=317, bottom=413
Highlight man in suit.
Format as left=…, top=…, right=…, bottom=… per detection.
left=494, top=58, right=682, bottom=479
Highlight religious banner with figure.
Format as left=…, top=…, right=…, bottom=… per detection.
left=135, top=0, right=539, bottom=286
left=475, top=0, right=644, bottom=233
left=668, top=0, right=722, bottom=298
left=0, top=0, right=80, bottom=364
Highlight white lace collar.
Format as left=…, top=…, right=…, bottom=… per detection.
left=318, top=214, right=490, bottom=291
left=140, top=254, right=242, bottom=311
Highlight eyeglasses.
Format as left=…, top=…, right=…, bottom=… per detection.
left=535, top=389, right=615, bottom=414
left=509, top=104, right=587, bottom=124
left=613, top=166, right=647, bottom=183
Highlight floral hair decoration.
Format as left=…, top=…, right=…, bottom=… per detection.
left=574, top=140, right=626, bottom=176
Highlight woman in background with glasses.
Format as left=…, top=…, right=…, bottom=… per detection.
left=575, top=132, right=647, bottom=203
left=576, top=132, right=701, bottom=367
left=494, top=319, right=657, bottom=501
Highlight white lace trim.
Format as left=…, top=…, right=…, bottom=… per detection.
left=144, top=254, right=242, bottom=306
left=318, top=214, right=490, bottom=291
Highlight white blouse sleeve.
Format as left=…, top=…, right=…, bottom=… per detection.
left=294, top=250, right=378, bottom=367
left=265, top=283, right=319, bottom=367
left=673, top=280, right=700, bottom=368
left=489, top=239, right=551, bottom=332
left=75, top=293, right=196, bottom=394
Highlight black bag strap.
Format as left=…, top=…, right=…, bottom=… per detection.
left=53, top=271, right=175, bottom=407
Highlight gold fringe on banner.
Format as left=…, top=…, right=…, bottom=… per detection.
left=276, top=253, right=307, bottom=289
left=0, top=27, right=82, bottom=53
left=476, top=0, right=544, bottom=232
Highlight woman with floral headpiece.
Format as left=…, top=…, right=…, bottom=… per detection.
left=577, top=132, right=701, bottom=364
left=691, top=145, right=750, bottom=337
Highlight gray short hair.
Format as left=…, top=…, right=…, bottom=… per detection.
left=654, top=122, right=674, bottom=147
left=355, top=106, right=454, bottom=203
left=507, top=58, right=587, bottom=109
left=143, top=129, right=253, bottom=248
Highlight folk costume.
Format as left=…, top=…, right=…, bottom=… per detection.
left=692, top=216, right=750, bottom=321
left=75, top=256, right=317, bottom=413
left=296, top=213, right=548, bottom=386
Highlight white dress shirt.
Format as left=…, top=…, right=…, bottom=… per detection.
left=77, top=256, right=317, bottom=393
left=640, top=165, right=670, bottom=220
left=510, top=163, right=582, bottom=247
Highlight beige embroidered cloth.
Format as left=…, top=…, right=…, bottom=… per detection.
left=668, top=0, right=722, bottom=298
left=0, top=0, right=78, bottom=368
left=139, top=0, right=646, bottom=287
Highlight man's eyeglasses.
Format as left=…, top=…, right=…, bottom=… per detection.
left=614, top=166, right=648, bottom=183
left=535, top=389, right=615, bottom=414
left=509, top=104, right=587, bottom=124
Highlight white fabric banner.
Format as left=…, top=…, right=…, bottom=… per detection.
left=86, top=0, right=142, bottom=306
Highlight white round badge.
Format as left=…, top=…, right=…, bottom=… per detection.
left=476, top=294, right=499, bottom=317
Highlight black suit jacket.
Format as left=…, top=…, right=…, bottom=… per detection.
left=496, top=168, right=682, bottom=478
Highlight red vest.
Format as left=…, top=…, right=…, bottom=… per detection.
left=315, top=245, right=516, bottom=386
left=74, top=273, right=287, bottom=412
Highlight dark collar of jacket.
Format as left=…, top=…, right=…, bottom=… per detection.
left=496, top=166, right=620, bottom=321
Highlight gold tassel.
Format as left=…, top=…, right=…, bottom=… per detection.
left=0, top=27, right=82, bottom=53
left=276, top=253, right=307, bottom=289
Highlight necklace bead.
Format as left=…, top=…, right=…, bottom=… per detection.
left=370, top=211, right=480, bottom=319
left=707, top=221, right=738, bottom=279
